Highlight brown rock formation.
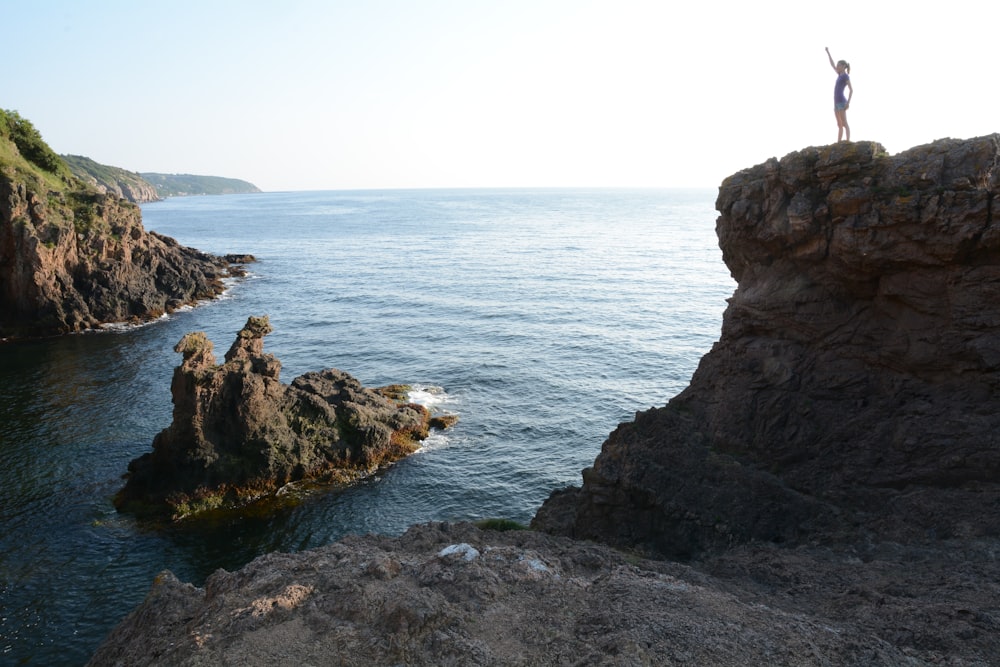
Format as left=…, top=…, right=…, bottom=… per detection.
left=533, top=135, right=1000, bottom=557
left=115, top=316, right=454, bottom=519
left=0, top=112, right=247, bottom=340
left=0, top=176, right=238, bottom=339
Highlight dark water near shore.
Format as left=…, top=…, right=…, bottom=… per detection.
left=0, top=188, right=733, bottom=665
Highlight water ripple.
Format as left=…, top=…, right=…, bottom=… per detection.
left=0, top=188, right=733, bottom=665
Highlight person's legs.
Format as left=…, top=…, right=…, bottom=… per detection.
left=834, top=108, right=848, bottom=142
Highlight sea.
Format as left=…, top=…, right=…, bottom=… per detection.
left=0, top=187, right=734, bottom=665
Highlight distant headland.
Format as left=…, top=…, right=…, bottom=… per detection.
left=140, top=172, right=262, bottom=199
left=61, top=153, right=261, bottom=203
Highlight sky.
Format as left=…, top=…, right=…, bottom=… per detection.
left=3, top=0, right=997, bottom=192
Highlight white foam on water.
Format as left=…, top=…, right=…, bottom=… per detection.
left=98, top=312, right=171, bottom=333
left=413, top=429, right=452, bottom=454
left=406, top=384, right=450, bottom=408
left=404, top=385, right=460, bottom=453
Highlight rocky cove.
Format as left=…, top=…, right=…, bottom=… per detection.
left=86, top=135, right=1000, bottom=666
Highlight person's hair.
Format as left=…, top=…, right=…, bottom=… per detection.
left=837, top=59, right=851, bottom=74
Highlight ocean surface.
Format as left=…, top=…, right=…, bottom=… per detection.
left=0, top=188, right=733, bottom=665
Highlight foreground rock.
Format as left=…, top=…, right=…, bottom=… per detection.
left=0, top=112, right=248, bottom=339
left=90, top=522, right=997, bottom=667
left=115, top=316, right=456, bottom=519
left=534, top=135, right=1000, bottom=557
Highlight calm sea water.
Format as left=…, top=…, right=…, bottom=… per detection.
left=0, top=188, right=733, bottom=665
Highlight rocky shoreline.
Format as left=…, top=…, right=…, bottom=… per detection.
left=1, top=114, right=253, bottom=341
left=89, top=136, right=1000, bottom=666
left=0, top=180, right=252, bottom=340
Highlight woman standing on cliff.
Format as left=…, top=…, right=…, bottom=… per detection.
left=826, top=47, right=852, bottom=142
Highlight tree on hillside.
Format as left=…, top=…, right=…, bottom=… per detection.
left=0, top=109, right=67, bottom=174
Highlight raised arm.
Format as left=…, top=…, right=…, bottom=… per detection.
left=825, top=46, right=837, bottom=72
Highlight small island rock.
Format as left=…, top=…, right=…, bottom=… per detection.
left=115, top=315, right=455, bottom=519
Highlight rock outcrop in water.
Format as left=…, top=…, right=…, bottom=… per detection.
left=91, top=136, right=1000, bottom=665
left=115, top=316, right=457, bottom=519
left=532, top=135, right=1000, bottom=558
left=0, top=111, right=248, bottom=340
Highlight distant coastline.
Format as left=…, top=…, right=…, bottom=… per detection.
left=140, top=172, right=262, bottom=198
left=63, top=153, right=260, bottom=203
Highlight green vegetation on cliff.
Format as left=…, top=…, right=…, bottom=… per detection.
left=0, top=109, right=109, bottom=236
left=3, top=109, right=260, bottom=205
left=141, top=172, right=261, bottom=197
left=63, top=157, right=261, bottom=203
left=0, top=109, right=75, bottom=192
left=1, top=109, right=234, bottom=339
left=62, top=154, right=139, bottom=185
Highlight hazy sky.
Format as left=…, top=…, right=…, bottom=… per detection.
left=4, top=1, right=997, bottom=192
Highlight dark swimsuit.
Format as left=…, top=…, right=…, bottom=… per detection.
left=834, top=72, right=850, bottom=111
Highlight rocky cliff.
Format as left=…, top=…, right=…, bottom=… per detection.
left=62, top=154, right=161, bottom=203
left=0, top=111, right=244, bottom=340
left=89, top=136, right=1000, bottom=666
left=115, top=316, right=458, bottom=519
left=532, top=135, right=1000, bottom=558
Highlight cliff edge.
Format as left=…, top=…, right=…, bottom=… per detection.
left=533, top=135, right=1000, bottom=558
left=62, top=154, right=264, bottom=203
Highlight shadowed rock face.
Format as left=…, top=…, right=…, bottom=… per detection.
left=0, top=178, right=238, bottom=339
left=115, top=316, right=452, bottom=519
left=534, top=135, right=1000, bottom=558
